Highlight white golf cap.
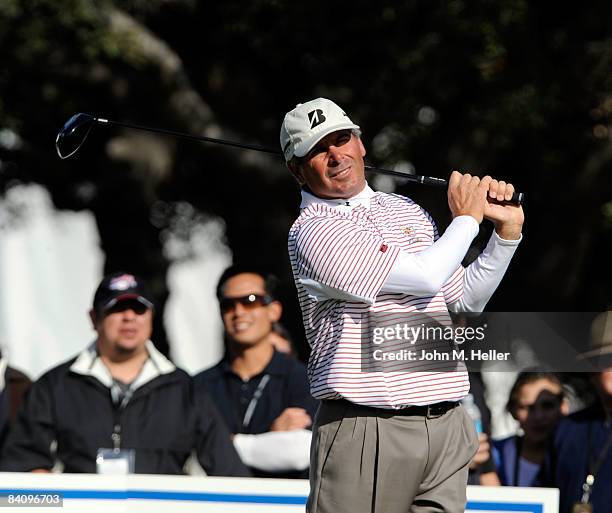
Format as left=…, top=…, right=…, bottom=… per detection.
left=280, top=98, right=359, bottom=162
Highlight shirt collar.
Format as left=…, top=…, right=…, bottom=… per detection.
left=69, top=340, right=175, bottom=390
left=300, top=183, right=376, bottom=211
left=222, top=349, right=288, bottom=379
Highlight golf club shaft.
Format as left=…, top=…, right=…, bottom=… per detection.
left=98, top=118, right=281, bottom=155
left=95, top=117, right=524, bottom=205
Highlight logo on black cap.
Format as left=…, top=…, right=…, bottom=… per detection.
left=93, top=272, right=154, bottom=313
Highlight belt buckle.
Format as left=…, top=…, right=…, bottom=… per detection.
left=426, top=403, right=444, bottom=419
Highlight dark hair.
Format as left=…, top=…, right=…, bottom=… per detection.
left=506, top=367, right=564, bottom=414
left=215, top=265, right=280, bottom=301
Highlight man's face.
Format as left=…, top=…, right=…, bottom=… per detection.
left=92, top=299, right=153, bottom=355
left=289, top=130, right=367, bottom=200
left=220, top=273, right=281, bottom=347
left=593, top=368, right=612, bottom=397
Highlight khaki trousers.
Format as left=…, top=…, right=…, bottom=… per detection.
left=307, top=401, right=479, bottom=513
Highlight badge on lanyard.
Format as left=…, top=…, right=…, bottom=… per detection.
left=572, top=473, right=595, bottom=513
left=96, top=422, right=135, bottom=474
left=96, top=448, right=135, bottom=474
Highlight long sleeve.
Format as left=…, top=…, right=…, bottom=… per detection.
left=195, top=388, right=251, bottom=477
left=0, top=376, right=56, bottom=471
left=232, top=430, right=311, bottom=472
left=447, top=231, right=522, bottom=313
left=381, top=216, right=479, bottom=296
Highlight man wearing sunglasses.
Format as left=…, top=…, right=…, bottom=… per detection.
left=0, top=272, right=248, bottom=477
left=281, top=98, right=524, bottom=513
left=194, top=266, right=318, bottom=478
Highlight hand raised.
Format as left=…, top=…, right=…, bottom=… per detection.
left=447, top=171, right=491, bottom=224
left=483, top=178, right=524, bottom=239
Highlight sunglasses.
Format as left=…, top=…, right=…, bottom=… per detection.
left=105, top=298, right=151, bottom=315
left=515, top=394, right=563, bottom=414
left=219, top=294, right=272, bottom=313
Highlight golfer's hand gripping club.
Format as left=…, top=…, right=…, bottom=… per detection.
left=364, top=165, right=524, bottom=206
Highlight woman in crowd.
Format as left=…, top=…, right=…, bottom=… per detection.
left=493, top=369, right=568, bottom=487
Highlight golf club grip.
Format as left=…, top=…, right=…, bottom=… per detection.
left=509, top=191, right=525, bottom=205
left=364, top=167, right=525, bottom=205
left=422, top=178, right=524, bottom=205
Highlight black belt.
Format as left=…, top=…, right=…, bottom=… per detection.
left=324, top=398, right=459, bottom=418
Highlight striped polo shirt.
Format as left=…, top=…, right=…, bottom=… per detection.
left=288, top=185, right=470, bottom=408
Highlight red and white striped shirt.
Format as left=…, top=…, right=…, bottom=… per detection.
left=288, top=185, right=472, bottom=408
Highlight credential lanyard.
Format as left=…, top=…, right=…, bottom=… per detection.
left=242, top=374, right=270, bottom=430
left=580, top=422, right=612, bottom=504
left=110, top=381, right=134, bottom=450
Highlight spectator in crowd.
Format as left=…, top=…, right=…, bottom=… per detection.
left=194, top=266, right=318, bottom=478
left=269, top=322, right=295, bottom=356
left=0, top=351, right=31, bottom=453
left=0, top=272, right=248, bottom=476
left=555, top=312, right=612, bottom=513
left=493, top=369, right=568, bottom=487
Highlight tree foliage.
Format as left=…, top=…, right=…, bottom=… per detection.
left=1, top=0, right=610, bottom=356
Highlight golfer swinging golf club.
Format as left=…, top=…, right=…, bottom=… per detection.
left=282, top=98, right=524, bottom=513
left=55, top=111, right=524, bottom=205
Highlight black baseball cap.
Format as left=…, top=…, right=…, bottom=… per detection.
left=92, top=272, right=154, bottom=313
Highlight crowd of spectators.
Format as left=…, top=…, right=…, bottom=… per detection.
left=0, top=270, right=610, bottom=513
left=464, top=317, right=612, bottom=513
left=0, top=272, right=248, bottom=476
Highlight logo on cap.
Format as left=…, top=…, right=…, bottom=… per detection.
left=109, top=274, right=138, bottom=291
left=308, top=109, right=326, bottom=129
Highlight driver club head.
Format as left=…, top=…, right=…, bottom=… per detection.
left=55, top=113, right=97, bottom=159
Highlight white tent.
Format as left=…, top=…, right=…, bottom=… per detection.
left=0, top=184, right=227, bottom=379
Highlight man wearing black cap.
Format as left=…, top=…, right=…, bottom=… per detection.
left=0, top=272, right=248, bottom=476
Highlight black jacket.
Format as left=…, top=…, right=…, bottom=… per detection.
left=0, top=362, right=31, bottom=452
left=0, top=351, right=249, bottom=476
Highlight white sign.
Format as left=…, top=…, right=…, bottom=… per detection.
left=0, top=473, right=559, bottom=512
